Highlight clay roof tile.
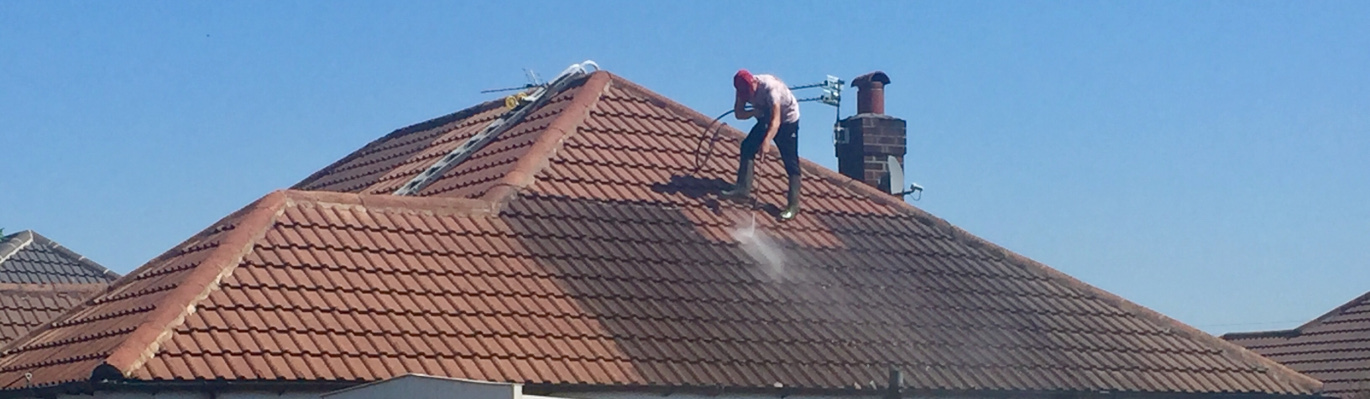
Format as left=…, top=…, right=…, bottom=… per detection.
left=0, top=72, right=1321, bottom=397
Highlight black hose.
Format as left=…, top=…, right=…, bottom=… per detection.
left=690, top=109, right=736, bottom=175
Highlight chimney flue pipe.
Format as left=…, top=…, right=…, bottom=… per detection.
left=852, top=71, right=891, bottom=115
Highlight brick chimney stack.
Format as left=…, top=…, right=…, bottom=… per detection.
left=837, top=71, right=907, bottom=193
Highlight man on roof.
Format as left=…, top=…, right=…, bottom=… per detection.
left=723, top=69, right=803, bottom=220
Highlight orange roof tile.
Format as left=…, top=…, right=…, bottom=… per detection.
left=0, top=71, right=1321, bottom=396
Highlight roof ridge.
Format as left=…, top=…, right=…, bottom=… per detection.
left=0, top=230, right=35, bottom=267
left=282, top=190, right=498, bottom=216
left=480, top=70, right=613, bottom=208
left=23, top=231, right=119, bottom=281
left=290, top=99, right=507, bottom=191
left=1220, top=329, right=1301, bottom=340
left=601, top=72, right=1320, bottom=393
left=102, top=190, right=291, bottom=378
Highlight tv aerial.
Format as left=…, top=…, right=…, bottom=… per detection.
left=480, top=68, right=546, bottom=93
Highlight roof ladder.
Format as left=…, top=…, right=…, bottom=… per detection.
left=393, top=60, right=600, bottom=196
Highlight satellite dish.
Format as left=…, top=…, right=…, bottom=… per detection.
left=887, top=155, right=924, bottom=201
left=886, top=155, right=903, bottom=195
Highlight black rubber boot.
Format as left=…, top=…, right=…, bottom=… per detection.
left=778, top=175, right=801, bottom=221
left=722, top=159, right=753, bottom=198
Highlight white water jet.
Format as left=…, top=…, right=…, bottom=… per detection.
left=730, top=212, right=785, bottom=279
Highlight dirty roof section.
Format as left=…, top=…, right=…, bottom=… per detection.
left=0, top=71, right=1322, bottom=397
left=1225, top=292, right=1370, bottom=398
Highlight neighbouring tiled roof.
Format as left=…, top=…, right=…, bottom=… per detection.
left=0, top=284, right=107, bottom=347
left=0, top=231, right=117, bottom=346
left=0, top=71, right=1322, bottom=396
left=1225, top=292, right=1370, bottom=398
left=0, top=231, right=118, bottom=285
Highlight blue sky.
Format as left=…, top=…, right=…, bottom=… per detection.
left=2, top=1, right=1366, bottom=334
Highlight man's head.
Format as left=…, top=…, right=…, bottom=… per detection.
left=734, top=69, right=756, bottom=101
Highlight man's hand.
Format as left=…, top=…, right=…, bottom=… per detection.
left=734, top=96, right=754, bottom=120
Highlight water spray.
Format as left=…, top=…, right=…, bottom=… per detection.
left=729, top=211, right=785, bottom=279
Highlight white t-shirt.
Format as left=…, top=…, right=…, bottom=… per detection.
left=750, top=74, right=801, bottom=124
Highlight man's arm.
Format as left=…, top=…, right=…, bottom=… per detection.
left=734, top=96, right=755, bottom=120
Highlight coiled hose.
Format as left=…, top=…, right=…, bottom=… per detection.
left=691, top=109, right=736, bottom=175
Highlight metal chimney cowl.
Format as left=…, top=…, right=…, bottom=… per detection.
left=852, top=71, right=891, bottom=115
left=837, top=71, right=907, bottom=194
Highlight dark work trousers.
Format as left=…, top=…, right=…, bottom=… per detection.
left=740, top=119, right=800, bottom=176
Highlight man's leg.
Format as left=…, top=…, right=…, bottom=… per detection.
left=774, top=122, right=802, bottom=220
left=723, top=122, right=767, bottom=197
